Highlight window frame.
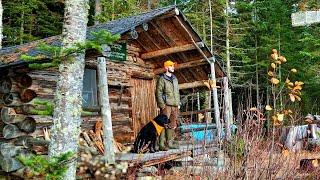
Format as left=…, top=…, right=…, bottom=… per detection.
left=82, top=67, right=100, bottom=112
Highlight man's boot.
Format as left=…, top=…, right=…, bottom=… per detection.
left=159, top=130, right=168, bottom=151
left=166, top=129, right=179, bottom=149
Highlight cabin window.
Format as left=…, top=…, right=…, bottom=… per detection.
left=82, top=68, right=98, bottom=109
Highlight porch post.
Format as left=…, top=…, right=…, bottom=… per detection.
left=223, top=77, right=231, bottom=140
left=97, top=56, right=115, bottom=164
left=209, top=59, right=221, bottom=140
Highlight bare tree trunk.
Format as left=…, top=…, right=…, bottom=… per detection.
left=0, top=0, right=2, bottom=49
left=209, top=0, right=213, bottom=53
left=225, top=0, right=231, bottom=79
left=48, top=0, right=89, bottom=179
left=223, top=77, right=231, bottom=140
left=20, top=2, right=25, bottom=45
left=209, top=61, right=221, bottom=140
left=94, top=0, right=102, bottom=25
left=97, top=57, right=115, bottom=163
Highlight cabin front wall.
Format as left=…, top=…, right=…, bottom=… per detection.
left=0, top=42, right=156, bottom=144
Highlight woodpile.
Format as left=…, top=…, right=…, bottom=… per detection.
left=80, top=121, right=130, bottom=156
left=0, top=73, right=52, bottom=172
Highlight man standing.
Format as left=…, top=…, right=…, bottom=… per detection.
left=156, top=60, right=180, bottom=150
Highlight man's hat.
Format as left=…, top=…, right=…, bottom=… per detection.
left=164, top=60, right=176, bottom=68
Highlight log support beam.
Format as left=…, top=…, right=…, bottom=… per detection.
left=141, top=42, right=204, bottom=59
left=154, top=58, right=208, bottom=74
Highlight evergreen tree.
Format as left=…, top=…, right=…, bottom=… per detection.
left=3, top=0, right=63, bottom=46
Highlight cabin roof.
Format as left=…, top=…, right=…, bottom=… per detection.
left=0, top=6, right=227, bottom=88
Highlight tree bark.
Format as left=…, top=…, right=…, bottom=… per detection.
left=48, top=0, right=89, bottom=179
left=94, top=0, right=101, bottom=25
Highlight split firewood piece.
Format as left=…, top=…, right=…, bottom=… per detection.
left=88, top=130, right=104, bottom=154
left=95, top=121, right=103, bottom=142
left=81, top=131, right=98, bottom=154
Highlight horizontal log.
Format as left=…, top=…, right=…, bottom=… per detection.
left=13, top=74, right=33, bottom=88
left=178, top=81, right=208, bottom=90
left=3, top=124, right=26, bottom=139
left=141, top=42, right=204, bottom=59
left=1, top=107, right=25, bottom=124
left=0, top=156, right=23, bottom=172
left=131, top=71, right=154, bottom=80
left=14, top=136, right=49, bottom=148
left=127, top=44, right=141, bottom=52
left=1, top=93, right=23, bottom=106
left=154, top=58, right=208, bottom=74
left=20, top=89, right=37, bottom=103
left=17, top=117, right=36, bottom=133
left=0, top=143, right=22, bottom=157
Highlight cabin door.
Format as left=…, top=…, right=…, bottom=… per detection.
left=130, top=78, right=158, bottom=137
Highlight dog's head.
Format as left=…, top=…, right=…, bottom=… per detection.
left=154, top=114, right=169, bottom=127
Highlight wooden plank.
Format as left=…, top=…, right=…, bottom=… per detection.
left=178, top=80, right=220, bottom=90
left=141, top=42, right=204, bottom=59
left=154, top=58, right=208, bottom=74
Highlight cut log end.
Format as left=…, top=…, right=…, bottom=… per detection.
left=18, top=117, right=36, bottom=133
left=1, top=107, right=25, bottom=124
left=3, top=124, right=24, bottom=139
left=17, top=74, right=32, bottom=88
left=20, top=89, right=37, bottom=103
left=0, top=77, right=12, bottom=94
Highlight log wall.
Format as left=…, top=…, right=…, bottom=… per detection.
left=0, top=43, right=156, bottom=167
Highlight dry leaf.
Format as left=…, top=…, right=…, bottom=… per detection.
left=295, top=81, right=304, bottom=86
left=271, top=77, right=280, bottom=85
left=279, top=56, right=287, bottom=62
left=289, top=93, right=295, bottom=102
left=277, top=113, right=284, bottom=122
left=271, top=63, right=276, bottom=69
left=293, top=85, right=302, bottom=91
left=291, top=68, right=297, bottom=73
left=272, top=49, right=278, bottom=54
left=285, top=78, right=290, bottom=84
left=288, top=82, right=294, bottom=86
left=294, top=94, right=301, bottom=101
left=268, top=71, right=274, bottom=77
left=275, top=60, right=282, bottom=64
left=265, top=105, right=272, bottom=111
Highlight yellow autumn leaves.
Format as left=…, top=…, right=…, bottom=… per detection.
left=266, top=49, right=303, bottom=126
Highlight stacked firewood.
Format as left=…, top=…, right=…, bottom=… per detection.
left=80, top=121, right=129, bottom=155
left=0, top=71, right=52, bottom=172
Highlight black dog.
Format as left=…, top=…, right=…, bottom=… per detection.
left=133, top=114, right=168, bottom=153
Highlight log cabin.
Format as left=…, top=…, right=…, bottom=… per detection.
left=0, top=6, right=232, bottom=171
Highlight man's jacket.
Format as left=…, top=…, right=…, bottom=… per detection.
left=156, top=74, right=180, bottom=109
